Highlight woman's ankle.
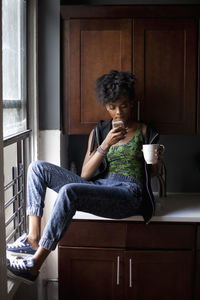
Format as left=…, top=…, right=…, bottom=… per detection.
left=30, top=263, right=40, bottom=275
left=32, top=246, right=51, bottom=270
left=27, top=236, right=39, bottom=250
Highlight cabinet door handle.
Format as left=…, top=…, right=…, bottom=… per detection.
left=137, top=101, right=140, bottom=121
left=129, top=258, right=132, bottom=288
left=117, top=256, right=120, bottom=285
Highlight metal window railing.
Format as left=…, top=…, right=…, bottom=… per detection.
left=3, top=129, right=31, bottom=243
left=3, top=100, right=23, bottom=109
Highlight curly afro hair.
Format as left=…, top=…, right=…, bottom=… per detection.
left=95, top=70, right=136, bottom=105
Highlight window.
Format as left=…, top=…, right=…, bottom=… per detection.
left=2, top=0, right=27, bottom=138
left=0, top=0, right=37, bottom=296
left=2, top=0, right=30, bottom=243
left=4, top=131, right=31, bottom=243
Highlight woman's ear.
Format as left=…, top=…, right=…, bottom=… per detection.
left=104, top=104, right=109, bottom=111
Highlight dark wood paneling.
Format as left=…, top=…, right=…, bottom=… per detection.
left=195, top=250, right=200, bottom=300
left=194, top=228, right=200, bottom=299
left=59, top=248, right=124, bottom=300
left=125, top=250, right=194, bottom=300
left=61, top=5, right=200, bottom=19
left=59, top=220, right=127, bottom=247
left=60, top=221, right=195, bottom=249
left=62, top=13, right=198, bottom=135
left=58, top=221, right=196, bottom=299
left=198, top=21, right=200, bottom=135
left=62, top=18, right=132, bottom=134
left=126, top=223, right=195, bottom=249
left=134, top=18, right=197, bottom=134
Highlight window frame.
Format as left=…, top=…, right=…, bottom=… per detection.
left=0, top=0, right=38, bottom=298
left=2, top=0, right=28, bottom=138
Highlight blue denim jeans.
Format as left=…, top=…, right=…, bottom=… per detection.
left=27, top=161, right=142, bottom=250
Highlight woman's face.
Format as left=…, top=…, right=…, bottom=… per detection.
left=105, top=97, right=133, bottom=125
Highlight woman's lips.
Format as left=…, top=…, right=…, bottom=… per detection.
left=114, top=117, right=124, bottom=121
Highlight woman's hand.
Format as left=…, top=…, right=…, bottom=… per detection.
left=101, top=126, right=128, bottom=151
left=155, top=145, right=164, bottom=163
left=151, top=145, right=165, bottom=177
left=81, top=126, right=127, bottom=180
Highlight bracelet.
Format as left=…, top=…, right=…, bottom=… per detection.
left=97, top=146, right=108, bottom=156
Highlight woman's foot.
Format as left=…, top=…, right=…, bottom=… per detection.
left=7, top=255, right=39, bottom=285
left=6, top=233, right=38, bottom=257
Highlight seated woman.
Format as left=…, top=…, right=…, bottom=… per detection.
left=6, top=70, right=163, bottom=284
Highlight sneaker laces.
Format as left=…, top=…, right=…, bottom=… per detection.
left=9, top=256, right=33, bottom=270
left=8, top=240, right=27, bottom=249
left=7, top=234, right=28, bottom=249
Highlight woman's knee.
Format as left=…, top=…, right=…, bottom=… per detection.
left=59, top=183, right=80, bottom=202
left=59, top=183, right=77, bottom=196
left=28, top=160, right=47, bottom=176
left=56, top=184, right=78, bottom=211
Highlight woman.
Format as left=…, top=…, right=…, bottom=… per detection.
left=6, top=70, right=163, bottom=284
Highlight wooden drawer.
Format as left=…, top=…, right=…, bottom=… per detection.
left=127, top=223, right=195, bottom=249
left=195, top=250, right=200, bottom=300
left=59, top=220, right=126, bottom=248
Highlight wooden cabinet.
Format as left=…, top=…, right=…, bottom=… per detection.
left=59, top=248, right=193, bottom=300
left=134, top=18, right=197, bottom=134
left=58, top=221, right=195, bottom=300
left=59, top=248, right=124, bottom=300
left=195, top=252, right=200, bottom=300
left=125, top=250, right=193, bottom=300
left=58, top=221, right=126, bottom=299
left=62, top=18, right=132, bottom=134
left=194, top=226, right=200, bottom=300
left=61, top=6, right=199, bottom=135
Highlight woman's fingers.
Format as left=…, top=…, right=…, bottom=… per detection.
left=113, top=127, right=127, bottom=141
left=105, top=128, right=126, bottom=146
left=155, top=146, right=164, bottom=161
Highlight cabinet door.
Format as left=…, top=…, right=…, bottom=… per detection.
left=125, top=250, right=194, bottom=300
left=59, top=247, right=124, bottom=300
left=195, top=250, right=200, bottom=300
left=62, top=19, right=132, bottom=134
left=134, top=19, right=197, bottom=134
left=194, top=226, right=200, bottom=299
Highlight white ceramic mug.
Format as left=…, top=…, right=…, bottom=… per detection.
left=142, top=144, right=165, bottom=164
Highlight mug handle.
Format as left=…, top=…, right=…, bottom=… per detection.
left=159, top=144, right=165, bottom=153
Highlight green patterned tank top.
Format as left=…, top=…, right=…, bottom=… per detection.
left=107, top=124, right=145, bottom=186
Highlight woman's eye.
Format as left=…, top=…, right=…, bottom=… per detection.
left=121, top=104, right=127, bottom=108
left=109, top=105, right=115, bottom=110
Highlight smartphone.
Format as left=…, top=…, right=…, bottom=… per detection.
left=113, top=121, right=124, bottom=128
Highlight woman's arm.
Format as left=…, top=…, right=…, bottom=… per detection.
left=81, top=130, right=105, bottom=180
left=81, top=126, right=127, bottom=180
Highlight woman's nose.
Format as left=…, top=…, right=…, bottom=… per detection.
left=116, top=107, right=121, bottom=114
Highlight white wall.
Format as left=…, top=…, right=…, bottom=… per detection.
left=12, top=130, right=61, bottom=300
left=37, top=130, right=61, bottom=300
